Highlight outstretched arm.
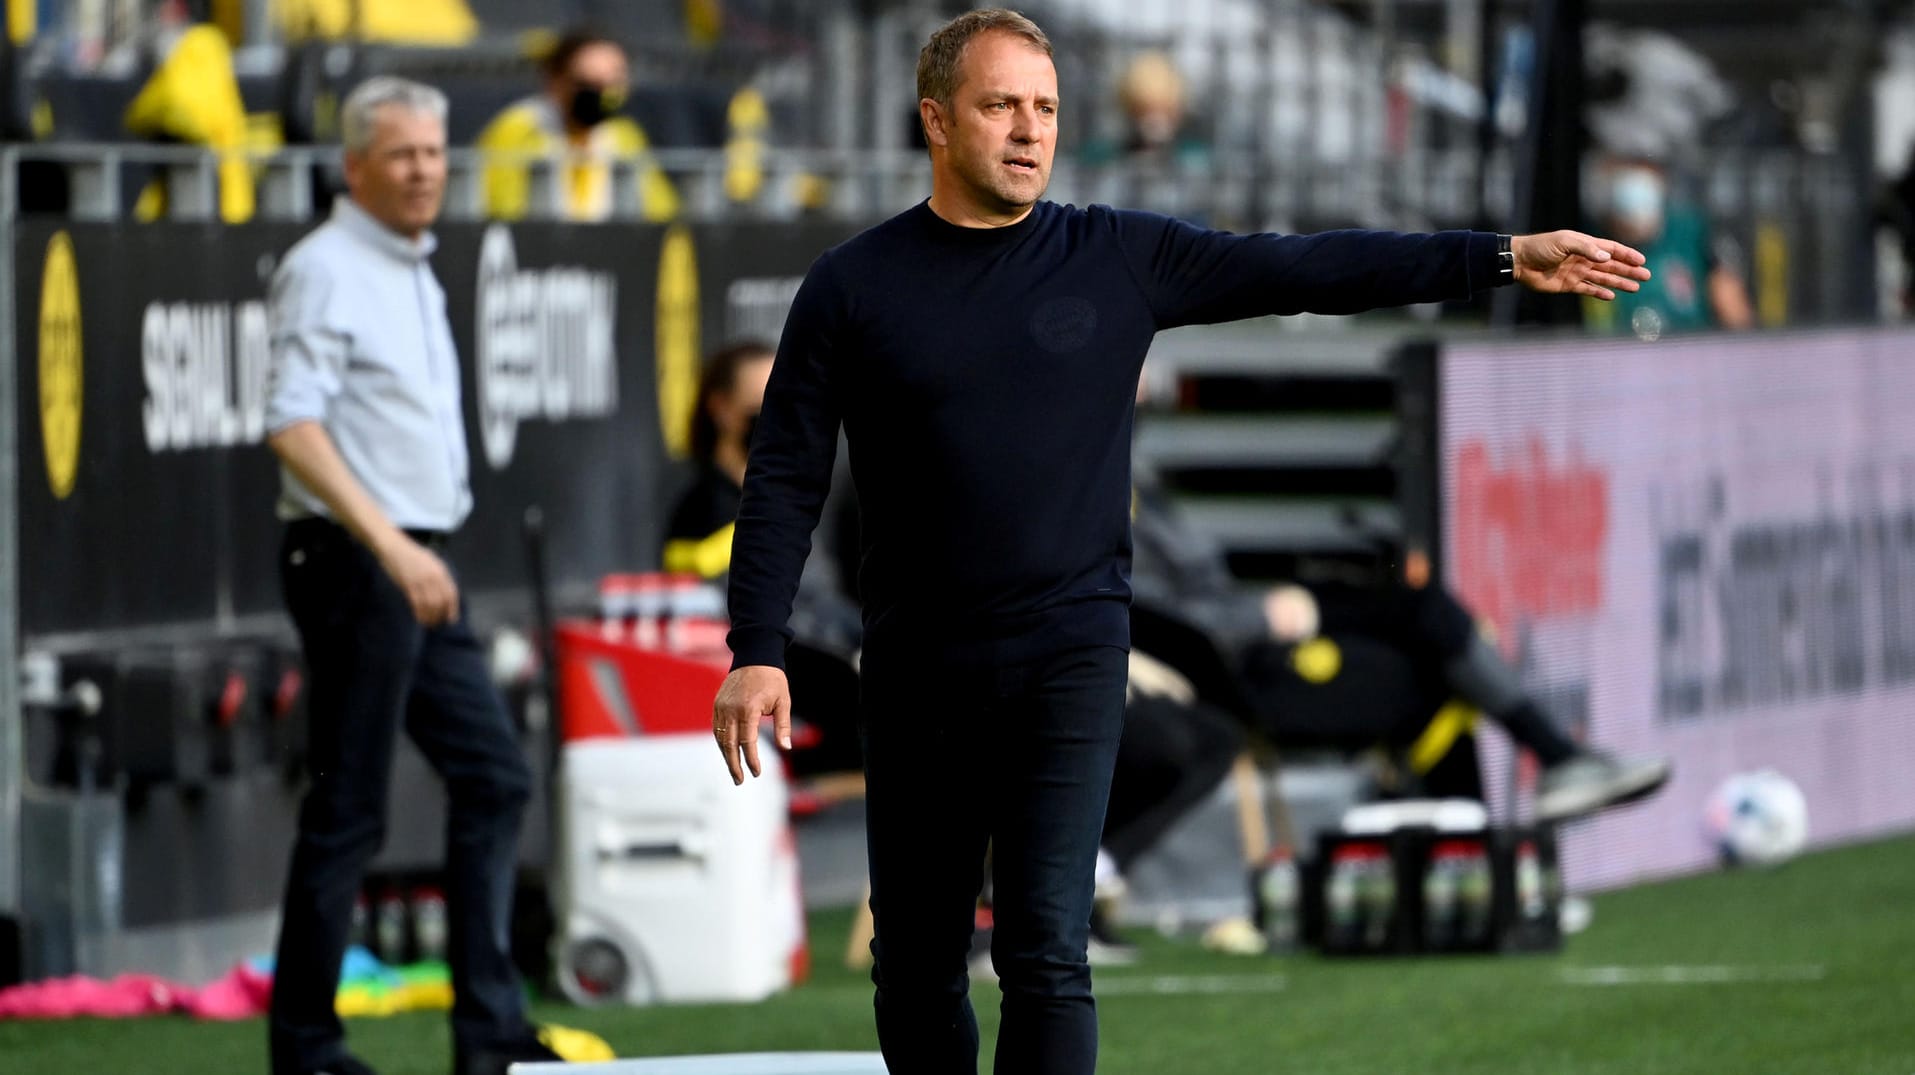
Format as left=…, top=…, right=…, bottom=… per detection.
left=1111, top=210, right=1652, bottom=328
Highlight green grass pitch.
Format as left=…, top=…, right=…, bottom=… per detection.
left=6, top=831, right=1913, bottom=1074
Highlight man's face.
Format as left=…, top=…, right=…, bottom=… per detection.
left=926, top=32, right=1059, bottom=217
left=555, top=42, right=631, bottom=128
left=1606, top=163, right=1667, bottom=244
left=343, top=105, right=447, bottom=238
left=713, top=355, right=774, bottom=454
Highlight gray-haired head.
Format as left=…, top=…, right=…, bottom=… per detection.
left=340, top=76, right=448, bottom=154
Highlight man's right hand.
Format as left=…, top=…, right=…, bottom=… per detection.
left=376, top=534, right=460, bottom=626
left=266, top=422, right=459, bottom=627
left=712, top=665, right=792, bottom=786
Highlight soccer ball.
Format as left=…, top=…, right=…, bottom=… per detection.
left=1704, top=770, right=1809, bottom=868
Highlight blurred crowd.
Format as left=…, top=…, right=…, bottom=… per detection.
left=5, top=0, right=1909, bottom=326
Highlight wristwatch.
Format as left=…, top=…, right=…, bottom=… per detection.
left=1497, top=234, right=1514, bottom=282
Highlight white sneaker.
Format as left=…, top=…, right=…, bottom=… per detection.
left=1087, top=906, right=1139, bottom=966
left=1537, top=753, right=1672, bottom=821
left=1093, top=848, right=1127, bottom=903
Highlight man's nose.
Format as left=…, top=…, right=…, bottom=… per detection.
left=1010, top=105, right=1041, bottom=143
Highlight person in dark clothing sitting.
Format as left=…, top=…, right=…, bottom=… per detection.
left=667, top=339, right=864, bottom=658
left=665, top=340, right=772, bottom=579
left=1128, top=461, right=1670, bottom=822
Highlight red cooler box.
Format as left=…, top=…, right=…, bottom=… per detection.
left=552, top=620, right=731, bottom=742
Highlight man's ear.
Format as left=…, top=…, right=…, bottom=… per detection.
left=920, top=98, right=949, bottom=148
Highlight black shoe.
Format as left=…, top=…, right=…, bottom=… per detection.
left=453, top=1034, right=565, bottom=1075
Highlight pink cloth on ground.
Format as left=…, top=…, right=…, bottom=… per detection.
left=0, top=963, right=273, bottom=1021
left=0, top=974, right=183, bottom=1019
left=180, top=962, right=274, bottom=1020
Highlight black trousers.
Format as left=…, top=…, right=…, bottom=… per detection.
left=268, top=519, right=533, bottom=1074
left=860, top=644, right=1128, bottom=1075
left=1104, top=695, right=1244, bottom=871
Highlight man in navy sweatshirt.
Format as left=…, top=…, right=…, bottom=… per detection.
left=711, top=9, right=1651, bottom=1073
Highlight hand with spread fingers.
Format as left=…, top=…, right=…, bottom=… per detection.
left=1512, top=230, right=1652, bottom=300
left=712, top=665, right=792, bottom=785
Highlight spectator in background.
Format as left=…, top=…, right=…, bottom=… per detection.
left=1091, top=650, right=1244, bottom=958
left=1, top=16, right=68, bottom=214
left=666, top=340, right=776, bottom=578
left=262, top=77, right=559, bottom=1075
left=1881, top=152, right=1915, bottom=316
left=122, top=1, right=254, bottom=222
left=1114, top=51, right=1208, bottom=168
left=1127, top=453, right=1671, bottom=822
left=1585, top=156, right=1753, bottom=338
left=666, top=340, right=864, bottom=657
left=1081, top=51, right=1208, bottom=169
left=478, top=27, right=681, bottom=223
left=1079, top=50, right=1212, bottom=224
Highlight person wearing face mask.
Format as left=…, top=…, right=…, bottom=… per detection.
left=1586, top=156, right=1753, bottom=338
left=477, top=26, right=681, bottom=222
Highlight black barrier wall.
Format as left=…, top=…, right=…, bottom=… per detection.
left=11, top=218, right=857, bottom=643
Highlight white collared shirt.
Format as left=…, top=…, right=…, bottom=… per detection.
left=265, top=197, right=472, bottom=531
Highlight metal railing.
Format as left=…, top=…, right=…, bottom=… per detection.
left=1, top=140, right=1497, bottom=230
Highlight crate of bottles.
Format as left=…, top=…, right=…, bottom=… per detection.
left=1285, top=824, right=1563, bottom=956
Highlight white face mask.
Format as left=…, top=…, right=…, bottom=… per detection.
left=1610, top=168, right=1666, bottom=231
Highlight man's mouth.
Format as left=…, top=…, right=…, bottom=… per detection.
left=1004, top=156, right=1039, bottom=173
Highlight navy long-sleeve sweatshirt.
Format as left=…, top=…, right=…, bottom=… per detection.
left=727, top=200, right=1506, bottom=671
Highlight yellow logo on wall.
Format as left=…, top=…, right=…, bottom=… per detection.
left=38, top=231, right=82, bottom=499
left=655, top=225, right=701, bottom=458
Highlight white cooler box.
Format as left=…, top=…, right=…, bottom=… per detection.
left=555, top=734, right=807, bottom=1005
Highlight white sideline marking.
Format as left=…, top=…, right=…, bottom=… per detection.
left=817, top=973, right=1288, bottom=999
left=1096, top=973, right=1289, bottom=997
left=1560, top=964, right=1827, bottom=986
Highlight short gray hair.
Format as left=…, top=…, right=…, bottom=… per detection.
left=340, top=76, right=448, bottom=153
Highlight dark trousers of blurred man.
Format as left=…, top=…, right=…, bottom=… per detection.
left=270, top=521, right=533, bottom=1073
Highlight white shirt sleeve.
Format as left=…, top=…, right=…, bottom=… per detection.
left=264, top=251, right=349, bottom=434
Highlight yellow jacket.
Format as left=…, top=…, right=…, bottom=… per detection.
left=476, top=96, right=681, bottom=223
left=275, top=0, right=477, bottom=45
left=123, top=24, right=254, bottom=223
